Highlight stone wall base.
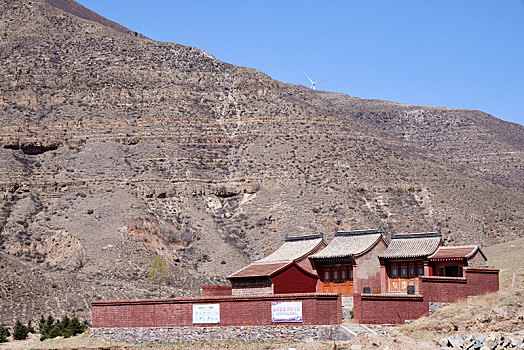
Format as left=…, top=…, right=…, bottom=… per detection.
left=91, top=325, right=351, bottom=343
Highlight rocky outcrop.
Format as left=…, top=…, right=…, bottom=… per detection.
left=435, top=333, right=523, bottom=349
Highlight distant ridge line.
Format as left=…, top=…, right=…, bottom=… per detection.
left=45, top=0, right=147, bottom=38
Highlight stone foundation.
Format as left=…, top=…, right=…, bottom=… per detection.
left=91, top=325, right=351, bottom=343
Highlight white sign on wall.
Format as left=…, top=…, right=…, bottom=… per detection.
left=271, top=301, right=303, bottom=323
left=192, top=304, right=220, bottom=324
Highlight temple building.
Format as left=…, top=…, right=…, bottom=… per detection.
left=378, top=229, right=442, bottom=294
left=227, top=233, right=326, bottom=296
left=428, top=244, right=487, bottom=277
left=308, top=227, right=387, bottom=295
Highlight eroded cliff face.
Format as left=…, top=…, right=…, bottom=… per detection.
left=0, top=0, right=522, bottom=323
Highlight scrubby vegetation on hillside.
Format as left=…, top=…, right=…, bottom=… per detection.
left=39, top=315, right=88, bottom=341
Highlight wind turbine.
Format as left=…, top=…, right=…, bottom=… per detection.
left=303, top=72, right=327, bottom=90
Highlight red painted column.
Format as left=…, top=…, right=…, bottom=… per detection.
left=353, top=265, right=359, bottom=294
left=424, top=261, right=430, bottom=276
left=380, top=261, right=387, bottom=294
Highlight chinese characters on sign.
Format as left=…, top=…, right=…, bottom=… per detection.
left=271, top=301, right=302, bottom=323
left=192, top=304, right=220, bottom=324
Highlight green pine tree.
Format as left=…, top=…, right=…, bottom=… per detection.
left=12, top=320, right=29, bottom=340
left=61, top=316, right=73, bottom=338
left=49, top=318, right=61, bottom=339
left=40, top=315, right=55, bottom=341
left=0, top=325, right=10, bottom=343
left=27, top=320, right=35, bottom=334
left=38, top=315, right=46, bottom=334
left=71, top=317, right=86, bottom=336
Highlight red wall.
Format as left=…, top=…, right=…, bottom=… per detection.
left=354, top=267, right=499, bottom=324
left=92, top=293, right=341, bottom=328
left=202, top=285, right=233, bottom=297
left=272, top=265, right=318, bottom=294
left=421, top=267, right=499, bottom=303
left=465, top=267, right=499, bottom=294
left=353, top=293, right=428, bottom=324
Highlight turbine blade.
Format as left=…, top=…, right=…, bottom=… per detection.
left=303, top=71, right=314, bottom=84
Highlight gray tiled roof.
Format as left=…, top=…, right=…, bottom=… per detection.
left=227, top=261, right=290, bottom=278
left=256, top=234, right=325, bottom=263
left=309, top=228, right=384, bottom=260
left=379, top=231, right=442, bottom=259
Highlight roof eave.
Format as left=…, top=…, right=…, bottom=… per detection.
left=354, top=234, right=386, bottom=258
left=294, top=239, right=327, bottom=262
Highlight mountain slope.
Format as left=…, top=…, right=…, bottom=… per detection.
left=0, top=0, right=523, bottom=323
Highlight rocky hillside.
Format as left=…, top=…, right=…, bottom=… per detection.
left=0, top=0, right=523, bottom=323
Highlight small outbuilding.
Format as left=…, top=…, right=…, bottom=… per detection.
left=227, top=233, right=326, bottom=296
left=308, top=227, right=387, bottom=295
left=428, top=244, right=487, bottom=277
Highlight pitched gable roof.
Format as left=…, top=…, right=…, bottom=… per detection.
left=256, top=233, right=325, bottom=263
left=379, top=230, right=442, bottom=259
left=428, top=245, right=486, bottom=261
left=227, top=233, right=325, bottom=279
left=309, top=227, right=385, bottom=261
left=226, top=260, right=319, bottom=279
left=227, top=261, right=290, bottom=279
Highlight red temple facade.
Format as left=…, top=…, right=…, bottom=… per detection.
left=378, top=230, right=442, bottom=294
left=309, top=227, right=387, bottom=295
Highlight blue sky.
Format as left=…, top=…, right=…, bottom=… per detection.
left=77, top=0, right=524, bottom=126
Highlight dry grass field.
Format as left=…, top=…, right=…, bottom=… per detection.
left=484, top=237, right=524, bottom=292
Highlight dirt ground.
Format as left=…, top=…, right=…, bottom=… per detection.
left=0, top=330, right=437, bottom=350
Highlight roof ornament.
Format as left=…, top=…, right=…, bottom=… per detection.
left=436, top=227, right=442, bottom=236
left=377, top=225, right=382, bottom=232
left=285, top=232, right=324, bottom=242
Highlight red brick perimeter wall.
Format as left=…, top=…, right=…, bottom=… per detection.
left=421, top=267, right=499, bottom=303
left=353, top=293, right=427, bottom=324
left=354, top=267, right=499, bottom=324
left=202, top=285, right=232, bottom=297
left=92, top=293, right=341, bottom=328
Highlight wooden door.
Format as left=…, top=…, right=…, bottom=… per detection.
left=320, top=266, right=353, bottom=295
left=388, top=264, right=400, bottom=292
left=389, top=262, right=423, bottom=293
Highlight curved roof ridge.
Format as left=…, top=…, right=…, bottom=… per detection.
left=391, top=229, right=442, bottom=240
left=226, top=261, right=291, bottom=279
left=335, top=226, right=382, bottom=237
left=437, top=244, right=478, bottom=249
left=256, top=237, right=325, bottom=263
left=309, top=232, right=384, bottom=260
left=427, top=244, right=484, bottom=260
left=285, top=232, right=324, bottom=242
left=380, top=233, right=442, bottom=259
